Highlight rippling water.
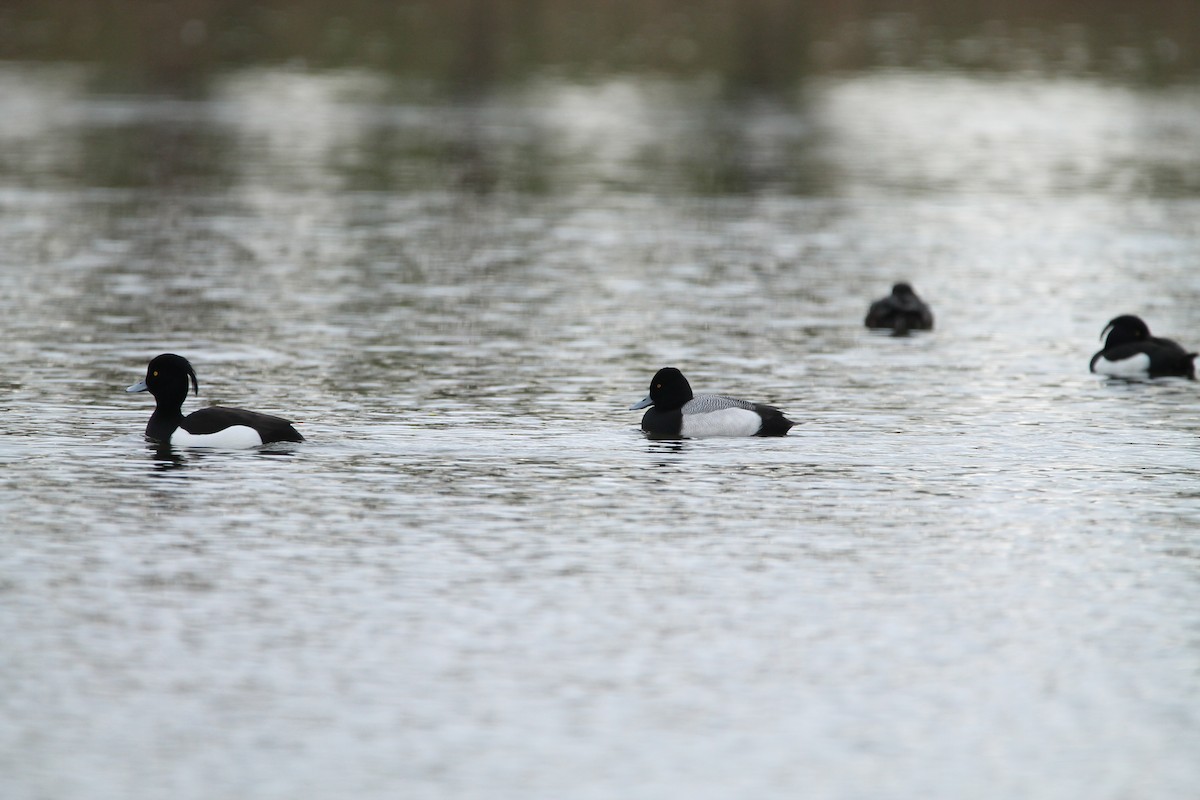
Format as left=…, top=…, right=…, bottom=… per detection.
left=3, top=65, right=1200, bottom=799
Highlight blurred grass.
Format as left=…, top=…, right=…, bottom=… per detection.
left=0, top=0, right=1195, bottom=95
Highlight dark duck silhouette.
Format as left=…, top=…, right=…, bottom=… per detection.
left=1089, top=315, right=1196, bottom=379
left=865, top=282, right=934, bottom=336
left=127, top=353, right=305, bottom=447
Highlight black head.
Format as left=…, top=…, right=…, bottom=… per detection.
left=127, top=353, right=199, bottom=404
left=643, top=367, right=694, bottom=410
left=1100, top=315, right=1151, bottom=349
left=892, top=282, right=916, bottom=297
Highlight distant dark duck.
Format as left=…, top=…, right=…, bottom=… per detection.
left=126, top=353, right=304, bottom=447
left=629, top=367, right=795, bottom=437
left=1089, top=315, right=1196, bottom=379
left=865, top=282, right=934, bottom=335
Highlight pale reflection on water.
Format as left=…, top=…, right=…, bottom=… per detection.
left=2, top=65, right=1200, bottom=800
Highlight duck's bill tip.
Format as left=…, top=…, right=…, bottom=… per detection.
left=629, top=396, right=653, bottom=410
left=126, top=380, right=148, bottom=393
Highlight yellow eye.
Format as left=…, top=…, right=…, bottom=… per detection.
left=655, top=383, right=661, bottom=388
left=153, top=371, right=158, bottom=377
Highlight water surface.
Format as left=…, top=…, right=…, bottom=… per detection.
left=2, top=65, right=1200, bottom=800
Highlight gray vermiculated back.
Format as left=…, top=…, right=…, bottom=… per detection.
left=682, top=394, right=757, bottom=414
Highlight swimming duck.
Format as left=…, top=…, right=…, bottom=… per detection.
left=1089, top=315, right=1196, bottom=379
left=629, top=367, right=795, bottom=437
left=127, top=353, right=304, bottom=447
left=865, top=282, right=934, bottom=335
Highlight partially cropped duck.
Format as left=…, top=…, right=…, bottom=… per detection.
left=865, top=282, right=934, bottom=335
left=629, top=367, right=795, bottom=438
left=1090, top=315, right=1196, bottom=380
left=127, top=353, right=304, bottom=447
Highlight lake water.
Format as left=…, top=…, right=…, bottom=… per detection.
left=2, top=64, right=1200, bottom=799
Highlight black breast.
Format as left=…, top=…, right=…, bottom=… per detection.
left=639, top=407, right=683, bottom=437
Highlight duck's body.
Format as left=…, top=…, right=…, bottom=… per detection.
left=127, top=354, right=304, bottom=447
left=1089, top=315, right=1196, bottom=380
left=865, top=282, right=934, bottom=335
left=630, top=367, right=794, bottom=438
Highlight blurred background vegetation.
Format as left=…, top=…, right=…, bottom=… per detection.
left=0, top=0, right=1196, bottom=95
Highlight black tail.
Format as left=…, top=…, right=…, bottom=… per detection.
left=755, top=407, right=796, bottom=437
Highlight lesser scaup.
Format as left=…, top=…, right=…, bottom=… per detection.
left=865, top=282, right=934, bottom=335
left=1090, top=315, right=1196, bottom=379
left=629, top=367, right=795, bottom=437
left=127, top=353, right=304, bottom=447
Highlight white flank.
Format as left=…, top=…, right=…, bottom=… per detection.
left=679, top=408, right=763, bottom=437
left=1093, top=353, right=1151, bottom=378
left=171, top=425, right=264, bottom=449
